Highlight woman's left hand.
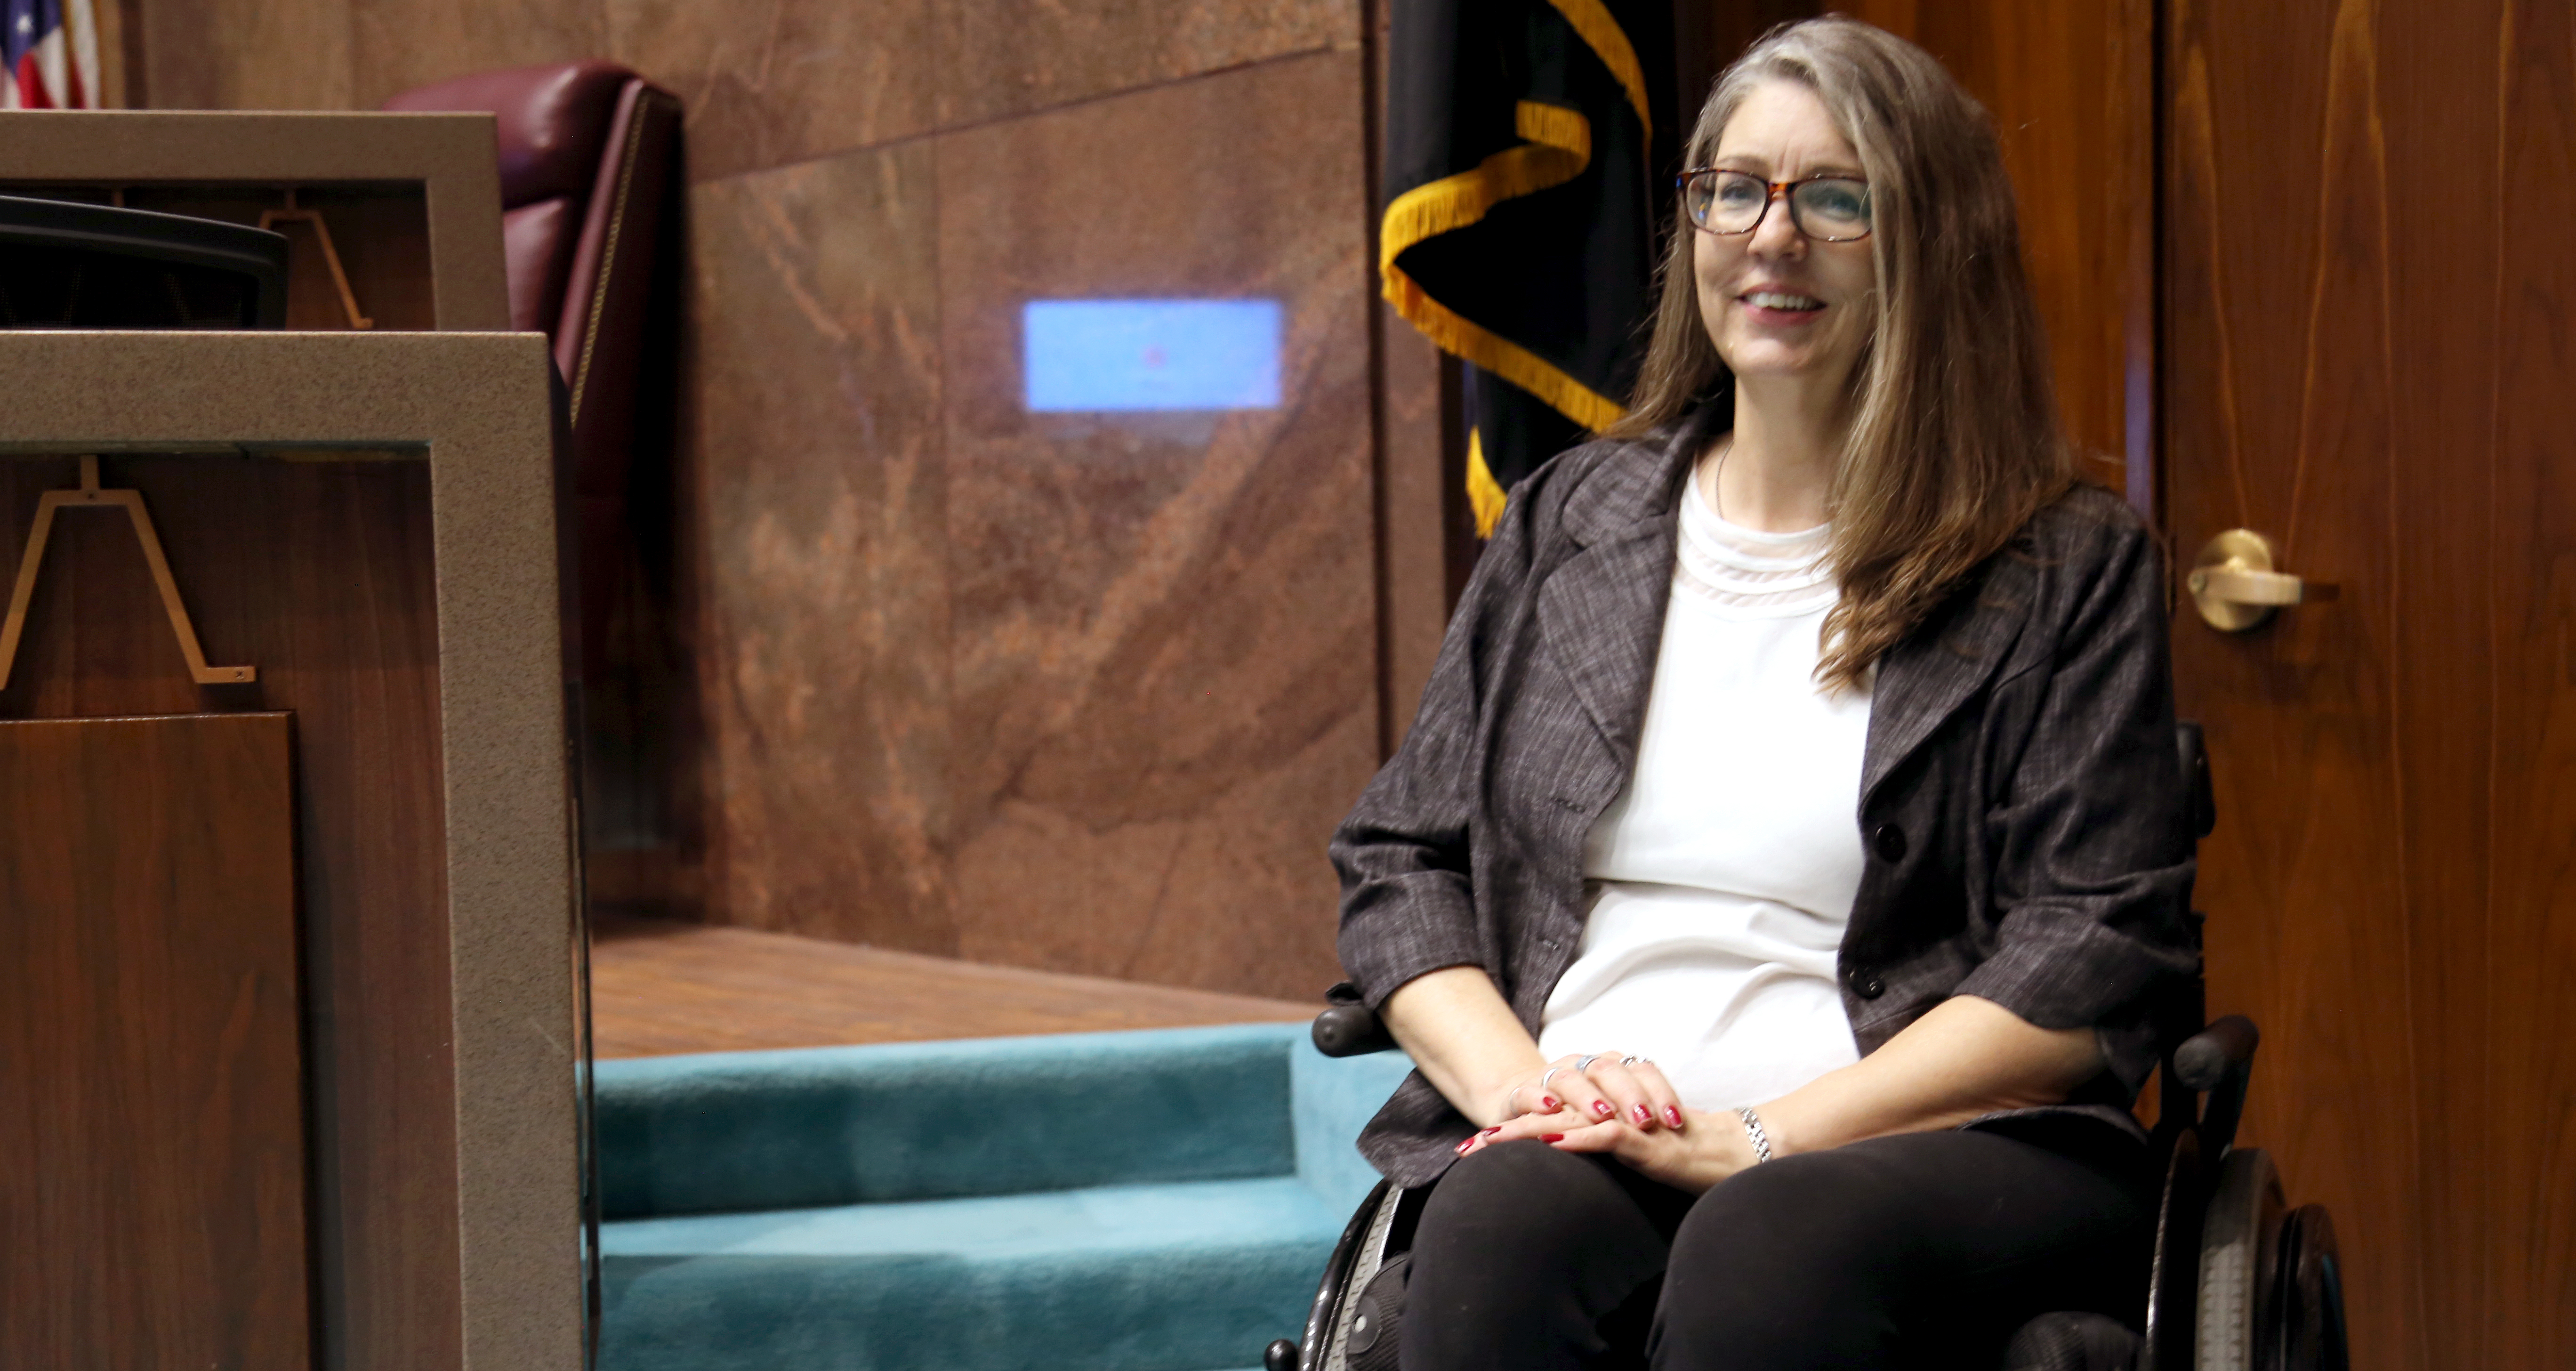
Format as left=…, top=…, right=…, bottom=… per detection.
left=1457, top=1102, right=1763, bottom=1194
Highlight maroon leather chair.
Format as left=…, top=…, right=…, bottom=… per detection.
left=384, top=61, right=682, bottom=677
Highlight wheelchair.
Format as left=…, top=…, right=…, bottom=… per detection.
left=1264, top=724, right=2351, bottom=1371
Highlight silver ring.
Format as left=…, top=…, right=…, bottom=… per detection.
left=1575, top=1053, right=1603, bottom=1072
left=1537, top=1067, right=1561, bottom=1097
left=1621, top=1055, right=1649, bottom=1066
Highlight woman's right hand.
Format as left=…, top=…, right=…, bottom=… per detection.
left=1497, top=1053, right=1688, bottom=1133
left=1376, top=967, right=1686, bottom=1135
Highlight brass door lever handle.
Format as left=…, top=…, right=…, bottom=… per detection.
left=2189, top=529, right=2337, bottom=631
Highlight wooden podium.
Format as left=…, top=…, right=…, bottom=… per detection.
left=0, top=110, right=583, bottom=1371
left=0, top=331, right=583, bottom=1371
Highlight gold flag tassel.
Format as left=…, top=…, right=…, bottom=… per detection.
left=1465, top=427, right=1510, bottom=540
left=1381, top=1, right=1655, bottom=534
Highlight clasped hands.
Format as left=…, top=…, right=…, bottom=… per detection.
left=1454, top=1051, right=1761, bottom=1194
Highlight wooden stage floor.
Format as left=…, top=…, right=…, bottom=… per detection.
left=588, top=914, right=1315, bottom=1058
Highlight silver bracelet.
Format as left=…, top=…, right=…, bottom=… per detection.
left=1734, top=1107, right=1773, bottom=1164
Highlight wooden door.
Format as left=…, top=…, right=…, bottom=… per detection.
left=2162, top=2, right=2575, bottom=1368
left=0, top=712, right=310, bottom=1369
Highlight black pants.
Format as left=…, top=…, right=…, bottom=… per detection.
left=1400, top=1125, right=2155, bottom=1371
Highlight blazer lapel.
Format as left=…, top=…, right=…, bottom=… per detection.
left=1537, top=521, right=1676, bottom=769
left=1532, top=405, right=1713, bottom=771
left=1860, top=546, right=2040, bottom=804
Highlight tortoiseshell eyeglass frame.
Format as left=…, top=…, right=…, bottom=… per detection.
left=1677, top=168, right=1875, bottom=243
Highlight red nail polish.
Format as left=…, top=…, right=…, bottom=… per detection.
left=1539, top=1096, right=1558, bottom=1111
left=1483, top=1126, right=1503, bottom=1136
left=1666, top=1106, right=1685, bottom=1128
left=1540, top=1133, right=1564, bottom=1143
left=1456, top=1140, right=1471, bottom=1153
left=1632, top=1104, right=1652, bottom=1125
left=1593, top=1099, right=1615, bottom=1117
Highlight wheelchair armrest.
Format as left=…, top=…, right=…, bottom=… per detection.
left=2174, top=1014, right=2259, bottom=1157
left=1313, top=983, right=1399, bottom=1057
left=2173, top=1014, right=2258, bottom=1091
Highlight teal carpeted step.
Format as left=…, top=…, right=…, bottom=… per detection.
left=598, top=1176, right=1346, bottom=1371
left=594, top=1023, right=1418, bottom=1371
left=597, top=1024, right=1313, bottom=1218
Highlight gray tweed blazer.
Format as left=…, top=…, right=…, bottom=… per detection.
left=1331, top=398, right=2199, bottom=1187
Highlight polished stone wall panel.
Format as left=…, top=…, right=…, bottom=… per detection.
left=140, top=0, right=355, bottom=110
left=933, top=52, right=1375, bottom=997
left=141, top=0, right=1425, bottom=1002
left=347, top=0, right=605, bottom=107
left=682, top=144, right=956, bottom=954
left=932, top=0, right=1356, bottom=128
left=605, top=0, right=937, bottom=184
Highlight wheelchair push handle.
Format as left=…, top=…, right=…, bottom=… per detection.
left=1313, top=982, right=1399, bottom=1057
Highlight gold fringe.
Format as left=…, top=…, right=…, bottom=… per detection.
left=1465, top=427, right=1510, bottom=539
left=1385, top=0, right=1664, bottom=539
left=1379, top=100, right=1629, bottom=437
left=1545, top=0, right=1653, bottom=140
left=1379, top=100, right=1591, bottom=251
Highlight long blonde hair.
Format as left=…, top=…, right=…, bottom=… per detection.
left=1613, top=16, right=2073, bottom=691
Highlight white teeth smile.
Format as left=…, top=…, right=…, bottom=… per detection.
left=1745, top=290, right=1824, bottom=310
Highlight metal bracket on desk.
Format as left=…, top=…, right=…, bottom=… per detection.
left=0, top=455, right=257, bottom=689
left=260, top=187, right=375, bottom=331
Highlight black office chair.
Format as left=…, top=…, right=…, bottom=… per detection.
left=1268, top=724, right=2351, bottom=1371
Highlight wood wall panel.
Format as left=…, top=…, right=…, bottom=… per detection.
left=0, top=713, right=306, bottom=1371
left=2473, top=0, right=2576, bottom=1360
left=2163, top=0, right=2576, bottom=1365
left=1833, top=0, right=2154, bottom=502
left=0, top=455, right=456, bottom=1371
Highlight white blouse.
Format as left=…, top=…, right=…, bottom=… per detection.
left=1535, top=469, right=1872, bottom=1111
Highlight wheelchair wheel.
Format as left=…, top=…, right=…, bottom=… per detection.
left=2194, top=1148, right=2355, bottom=1371
left=2272, top=1205, right=2350, bottom=1371
left=2196, top=1148, right=2285, bottom=1371
left=2140, top=1129, right=2205, bottom=1371
left=1272, top=1180, right=1418, bottom=1371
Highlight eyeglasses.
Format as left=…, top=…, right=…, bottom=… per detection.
left=1679, top=169, right=1873, bottom=242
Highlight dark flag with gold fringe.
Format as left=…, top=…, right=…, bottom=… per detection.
left=1383, top=0, right=1674, bottom=536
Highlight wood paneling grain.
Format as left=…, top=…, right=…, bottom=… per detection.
left=0, top=713, right=306, bottom=1371
left=1834, top=0, right=2155, bottom=501
left=0, top=455, right=456, bottom=1371
left=2162, top=0, right=2576, bottom=1365
left=2476, top=0, right=2576, bottom=1359
left=2168, top=8, right=2428, bottom=1367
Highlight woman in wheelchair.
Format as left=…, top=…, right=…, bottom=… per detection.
left=1328, top=16, right=2198, bottom=1370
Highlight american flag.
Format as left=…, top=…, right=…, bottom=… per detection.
left=4, top=0, right=100, bottom=110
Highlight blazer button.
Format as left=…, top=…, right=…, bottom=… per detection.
left=1871, top=823, right=1908, bottom=863
left=1847, top=966, right=1886, bottom=1000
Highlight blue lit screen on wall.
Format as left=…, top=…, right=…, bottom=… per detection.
left=1022, top=298, right=1282, bottom=411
